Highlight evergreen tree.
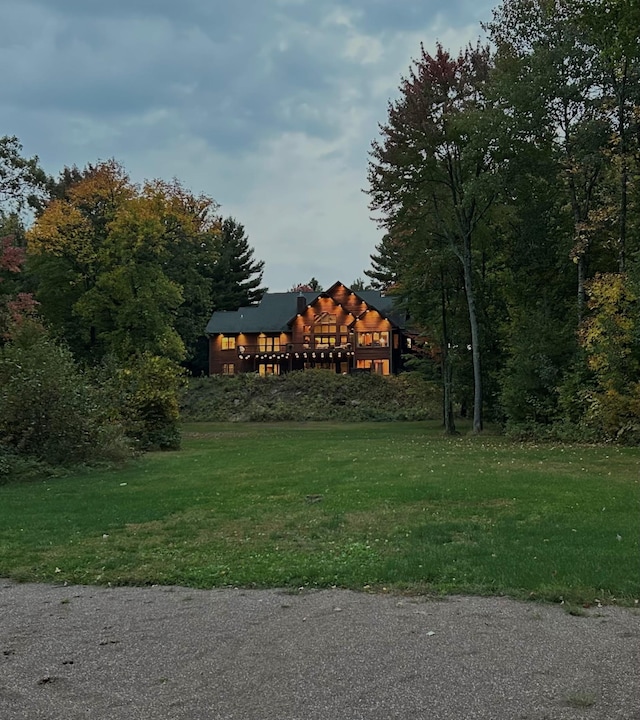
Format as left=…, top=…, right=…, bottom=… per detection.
left=349, top=277, right=372, bottom=292
left=364, top=233, right=402, bottom=291
left=210, top=218, right=266, bottom=311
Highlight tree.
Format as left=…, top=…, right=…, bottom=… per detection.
left=487, top=0, right=613, bottom=320
left=486, top=0, right=640, bottom=436
left=349, top=277, right=372, bottom=292
left=0, top=136, right=50, bottom=217
left=289, top=277, right=323, bottom=292
left=577, top=0, right=640, bottom=273
left=26, top=160, right=135, bottom=359
left=364, top=234, right=402, bottom=291
left=368, top=43, right=498, bottom=433
left=576, top=271, right=640, bottom=441
left=0, top=137, right=49, bottom=340
left=27, top=163, right=221, bottom=366
left=209, top=217, right=266, bottom=311
left=1, top=233, right=40, bottom=340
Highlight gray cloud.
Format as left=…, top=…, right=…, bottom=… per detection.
left=1, top=0, right=495, bottom=290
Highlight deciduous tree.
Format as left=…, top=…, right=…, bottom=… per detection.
left=27, top=163, right=221, bottom=366
left=368, top=43, right=498, bottom=432
left=0, top=136, right=50, bottom=216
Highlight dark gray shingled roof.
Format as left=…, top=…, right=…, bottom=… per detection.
left=204, top=285, right=404, bottom=335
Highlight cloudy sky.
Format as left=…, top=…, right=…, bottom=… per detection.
left=2, top=0, right=495, bottom=291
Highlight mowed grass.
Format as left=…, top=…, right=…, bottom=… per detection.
left=1, top=421, right=639, bottom=605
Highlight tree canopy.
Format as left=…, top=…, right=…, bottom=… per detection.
left=366, top=0, right=640, bottom=440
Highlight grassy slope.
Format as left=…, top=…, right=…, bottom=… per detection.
left=181, top=371, right=442, bottom=422
left=0, top=422, right=638, bottom=605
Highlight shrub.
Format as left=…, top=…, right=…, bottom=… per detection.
left=0, top=323, right=130, bottom=467
left=0, top=445, right=54, bottom=485
left=582, top=385, right=640, bottom=444
left=104, top=352, right=186, bottom=450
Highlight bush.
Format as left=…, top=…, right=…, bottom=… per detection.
left=0, top=324, right=130, bottom=467
left=104, top=352, right=185, bottom=450
left=582, top=385, right=640, bottom=444
left=0, top=444, right=55, bottom=485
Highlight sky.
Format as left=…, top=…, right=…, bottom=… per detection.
left=2, top=0, right=496, bottom=292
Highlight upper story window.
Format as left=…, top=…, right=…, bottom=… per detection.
left=314, top=313, right=337, bottom=335
left=311, top=314, right=350, bottom=347
left=221, top=336, right=236, bottom=350
left=315, top=335, right=333, bottom=349
left=357, top=331, right=389, bottom=347
left=258, top=335, right=281, bottom=352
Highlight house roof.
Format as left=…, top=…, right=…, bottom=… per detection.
left=205, top=283, right=406, bottom=335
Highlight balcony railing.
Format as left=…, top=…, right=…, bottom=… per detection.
left=236, top=342, right=354, bottom=359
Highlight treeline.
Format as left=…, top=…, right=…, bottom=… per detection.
left=366, top=0, right=640, bottom=442
left=0, top=147, right=266, bottom=477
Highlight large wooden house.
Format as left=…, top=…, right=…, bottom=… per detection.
left=205, top=281, right=411, bottom=376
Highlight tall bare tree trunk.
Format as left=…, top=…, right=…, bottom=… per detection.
left=440, top=272, right=456, bottom=434
left=462, top=238, right=483, bottom=433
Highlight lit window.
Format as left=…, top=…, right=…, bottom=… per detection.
left=314, top=313, right=337, bottom=335
left=258, top=335, right=281, bottom=352
left=356, top=331, right=389, bottom=347
left=259, top=363, right=280, bottom=376
left=356, top=359, right=390, bottom=375
left=222, top=363, right=235, bottom=375
left=221, top=336, right=236, bottom=350
left=315, top=335, right=334, bottom=349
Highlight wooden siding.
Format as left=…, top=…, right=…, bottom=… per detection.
left=208, top=283, right=407, bottom=376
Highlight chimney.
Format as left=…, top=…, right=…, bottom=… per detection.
left=297, top=294, right=307, bottom=314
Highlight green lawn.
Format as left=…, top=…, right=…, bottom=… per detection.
left=1, top=421, right=638, bottom=605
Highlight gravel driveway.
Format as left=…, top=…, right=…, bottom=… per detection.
left=1, top=580, right=639, bottom=719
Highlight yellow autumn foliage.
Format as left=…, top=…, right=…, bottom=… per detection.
left=579, top=272, right=637, bottom=383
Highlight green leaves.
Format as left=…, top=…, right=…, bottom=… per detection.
left=0, top=325, right=128, bottom=466
left=27, top=162, right=222, bottom=367
left=74, top=264, right=185, bottom=361
left=0, top=135, right=50, bottom=215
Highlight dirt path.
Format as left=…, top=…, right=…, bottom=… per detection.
left=1, top=580, right=639, bottom=719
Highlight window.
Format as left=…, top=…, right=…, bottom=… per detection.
left=221, top=336, right=236, bottom=350
left=356, top=331, right=389, bottom=347
left=312, top=313, right=345, bottom=348
left=259, top=363, right=280, bottom=376
left=356, top=359, right=390, bottom=375
left=222, top=363, right=235, bottom=375
left=315, top=335, right=333, bottom=349
left=304, top=361, right=334, bottom=371
left=315, top=313, right=337, bottom=335
left=258, top=335, right=281, bottom=352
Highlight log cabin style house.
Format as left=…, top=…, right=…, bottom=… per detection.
left=205, top=281, right=411, bottom=376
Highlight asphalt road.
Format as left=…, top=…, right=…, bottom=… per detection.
left=1, top=580, right=639, bottom=719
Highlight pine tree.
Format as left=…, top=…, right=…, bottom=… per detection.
left=210, top=218, right=267, bottom=311
left=364, top=233, right=402, bottom=291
